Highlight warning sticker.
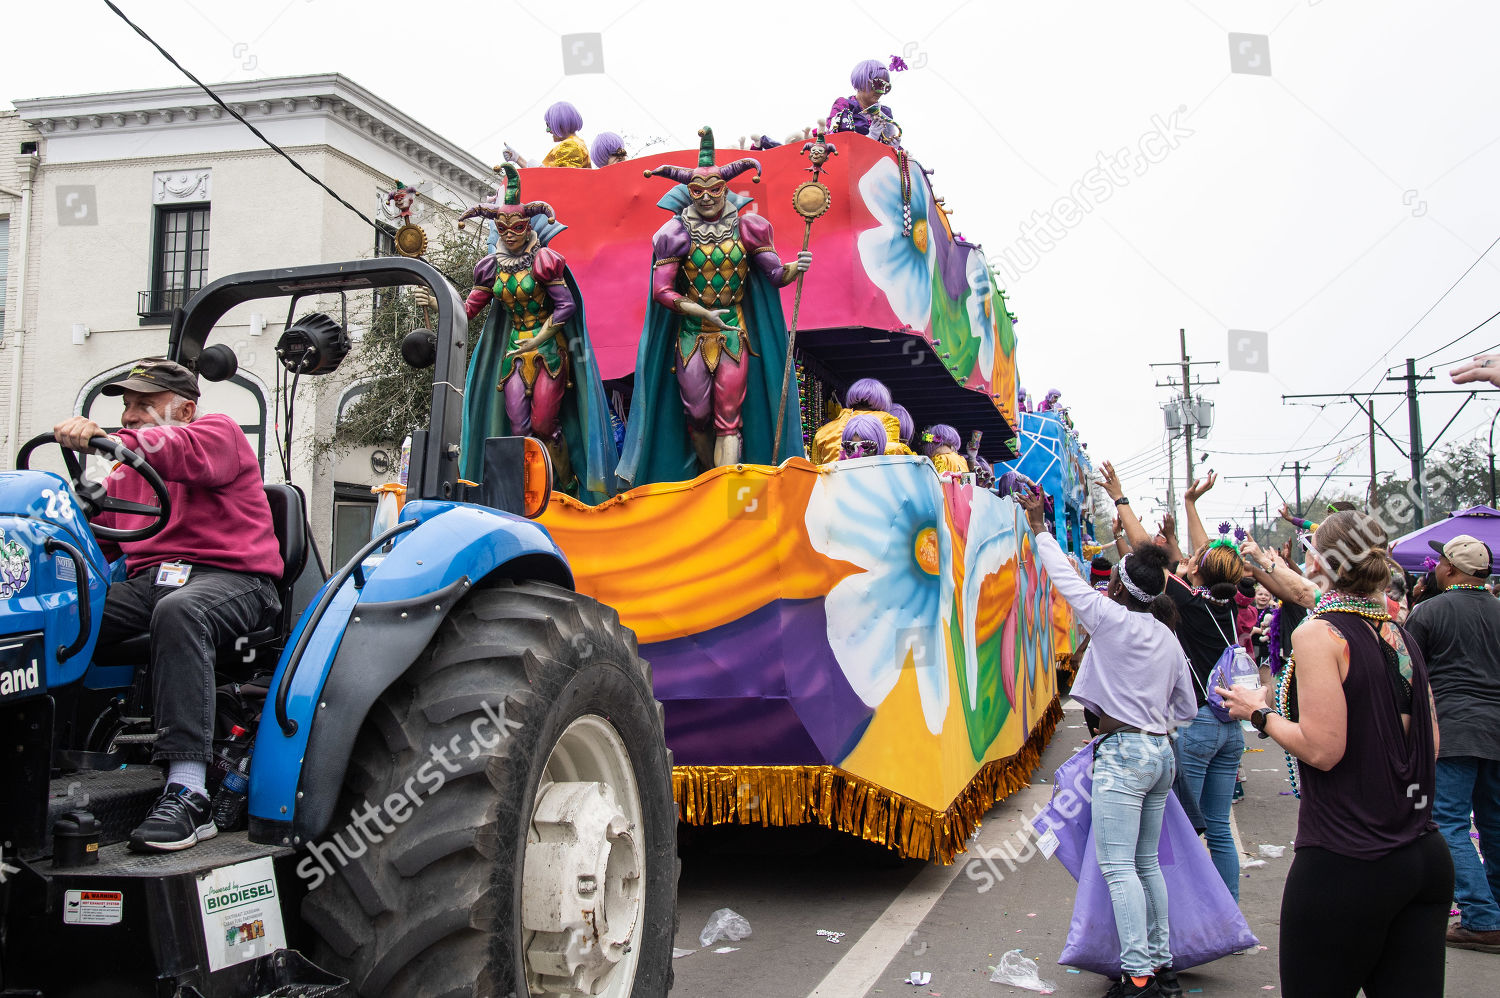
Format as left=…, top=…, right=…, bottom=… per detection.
left=62, top=889, right=123, bottom=926
left=195, top=856, right=287, bottom=972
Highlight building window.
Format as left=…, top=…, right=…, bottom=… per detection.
left=373, top=224, right=396, bottom=312
left=375, top=223, right=396, bottom=257
left=332, top=485, right=377, bottom=568
left=140, top=205, right=210, bottom=323
left=0, top=217, right=9, bottom=335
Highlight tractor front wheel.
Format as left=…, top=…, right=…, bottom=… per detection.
left=301, top=580, right=676, bottom=997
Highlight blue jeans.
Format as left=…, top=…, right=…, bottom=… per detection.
left=1174, top=704, right=1243, bottom=900
left=1434, top=756, right=1500, bottom=932
left=1093, top=732, right=1175, bottom=976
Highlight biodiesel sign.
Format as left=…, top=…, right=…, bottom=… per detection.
left=194, top=857, right=286, bottom=972
left=203, top=878, right=275, bottom=912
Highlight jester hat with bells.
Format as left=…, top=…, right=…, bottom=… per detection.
left=457, top=162, right=556, bottom=229
left=642, top=127, right=762, bottom=185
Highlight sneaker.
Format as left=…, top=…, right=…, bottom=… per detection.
left=1446, top=924, right=1500, bottom=954
left=1104, top=976, right=1160, bottom=998
left=1154, top=966, right=1182, bottom=997
left=128, top=783, right=217, bottom=852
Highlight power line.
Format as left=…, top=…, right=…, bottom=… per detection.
left=1413, top=306, right=1500, bottom=364
left=103, top=0, right=380, bottom=232
left=1432, top=339, right=1500, bottom=372
left=1342, top=231, right=1500, bottom=390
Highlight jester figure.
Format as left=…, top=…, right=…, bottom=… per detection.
left=456, top=163, right=615, bottom=502
left=616, top=127, right=810, bottom=485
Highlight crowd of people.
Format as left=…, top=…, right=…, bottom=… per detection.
left=1055, top=446, right=1500, bottom=997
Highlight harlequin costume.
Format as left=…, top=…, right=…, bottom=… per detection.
left=810, top=409, right=904, bottom=464
left=456, top=164, right=616, bottom=503
left=617, top=128, right=804, bottom=486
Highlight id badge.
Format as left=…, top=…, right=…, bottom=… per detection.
left=155, top=562, right=192, bottom=587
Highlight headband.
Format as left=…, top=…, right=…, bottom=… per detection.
left=1116, top=555, right=1156, bottom=604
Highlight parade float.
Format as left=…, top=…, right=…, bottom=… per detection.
left=456, top=131, right=1074, bottom=863
left=1004, top=399, right=1099, bottom=688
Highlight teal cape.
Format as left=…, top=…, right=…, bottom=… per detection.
left=460, top=219, right=617, bottom=504
left=616, top=189, right=805, bottom=488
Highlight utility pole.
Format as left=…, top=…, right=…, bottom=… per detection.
left=1181, top=328, right=1195, bottom=488
left=1366, top=399, right=1378, bottom=510
left=1281, top=374, right=1494, bottom=530
left=1152, top=328, right=1218, bottom=532
left=1166, top=437, right=1175, bottom=518
left=1388, top=358, right=1434, bottom=526
left=1282, top=460, right=1310, bottom=513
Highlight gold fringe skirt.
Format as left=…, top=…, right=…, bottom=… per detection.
left=672, top=696, right=1064, bottom=864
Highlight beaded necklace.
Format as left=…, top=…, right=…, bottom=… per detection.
left=1277, top=593, right=1396, bottom=799
left=1312, top=590, right=1389, bottom=620
left=897, top=149, right=914, bottom=236
left=1191, top=586, right=1232, bottom=605
left=1444, top=583, right=1489, bottom=594
left=1275, top=659, right=1300, bottom=798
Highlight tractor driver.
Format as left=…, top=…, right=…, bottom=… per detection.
left=52, top=358, right=282, bottom=852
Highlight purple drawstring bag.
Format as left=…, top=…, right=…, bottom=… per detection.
left=1032, top=744, right=1259, bottom=977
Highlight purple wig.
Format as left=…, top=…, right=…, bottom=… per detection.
left=840, top=413, right=887, bottom=459
left=845, top=377, right=892, bottom=412
left=590, top=131, right=624, bottom=167
left=920, top=423, right=961, bottom=456
left=544, top=101, right=583, bottom=139
left=851, top=59, right=890, bottom=92
left=888, top=403, right=914, bottom=443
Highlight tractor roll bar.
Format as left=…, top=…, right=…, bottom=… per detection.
left=166, top=258, right=468, bottom=502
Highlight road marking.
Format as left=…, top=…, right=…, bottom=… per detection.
left=805, top=779, right=1056, bottom=998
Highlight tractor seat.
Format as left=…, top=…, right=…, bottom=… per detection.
left=97, top=484, right=309, bottom=668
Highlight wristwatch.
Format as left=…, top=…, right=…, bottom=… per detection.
left=1114, top=497, right=1131, bottom=506
left=1250, top=707, right=1280, bottom=738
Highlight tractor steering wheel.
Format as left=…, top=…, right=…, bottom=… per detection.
left=16, top=431, right=173, bottom=542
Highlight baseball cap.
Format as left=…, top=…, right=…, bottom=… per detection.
left=100, top=357, right=200, bottom=401
left=1429, top=534, right=1493, bottom=577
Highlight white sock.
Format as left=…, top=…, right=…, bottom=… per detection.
left=167, top=761, right=208, bottom=797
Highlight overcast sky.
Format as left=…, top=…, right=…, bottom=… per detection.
left=8, top=0, right=1500, bottom=527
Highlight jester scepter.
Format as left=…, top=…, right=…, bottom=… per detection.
left=454, top=163, right=616, bottom=502
left=616, top=127, right=811, bottom=486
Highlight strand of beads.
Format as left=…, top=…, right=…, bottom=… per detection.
left=1275, top=660, right=1299, bottom=799
left=1444, top=583, right=1489, bottom=593
left=897, top=149, right=913, bottom=236
left=1312, top=590, right=1389, bottom=620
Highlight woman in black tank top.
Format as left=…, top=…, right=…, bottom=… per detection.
left=1218, top=512, right=1452, bottom=998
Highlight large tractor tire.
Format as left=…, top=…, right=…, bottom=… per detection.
left=301, top=580, right=677, bottom=997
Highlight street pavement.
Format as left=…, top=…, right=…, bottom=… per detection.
left=673, top=698, right=1493, bottom=997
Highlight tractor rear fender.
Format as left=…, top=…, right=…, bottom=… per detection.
left=247, top=499, right=572, bottom=846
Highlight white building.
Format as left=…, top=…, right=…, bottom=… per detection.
left=1, top=74, right=493, bottom=564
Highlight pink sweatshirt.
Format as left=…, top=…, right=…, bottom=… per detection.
left=97, top=413, right=283, bottom=580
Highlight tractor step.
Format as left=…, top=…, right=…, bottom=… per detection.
left=87, top=829, right=289, bottom=879
left=47, top=764, right=162, bottom=854
left=109, top=732, right=160, bottom=745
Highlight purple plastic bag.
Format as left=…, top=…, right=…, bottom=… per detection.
left=1031, top=744, right=1258, bottom=977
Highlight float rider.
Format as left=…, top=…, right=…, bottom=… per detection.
left=53, top=358, right=281, bottom=852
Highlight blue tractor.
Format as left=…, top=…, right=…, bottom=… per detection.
left=0, top=258, right=677, bottom=997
